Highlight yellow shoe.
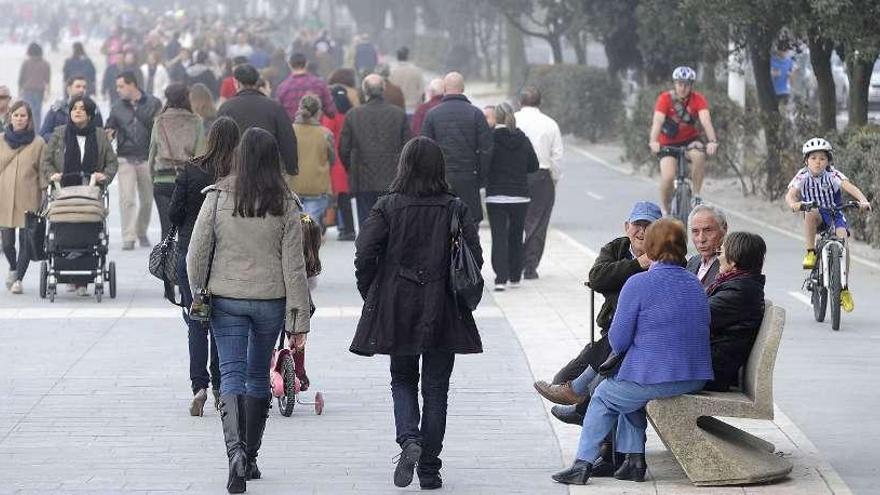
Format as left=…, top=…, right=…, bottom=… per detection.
left=802, top=251, right=817, bottom=269
left=840, top=289, right=854, bottom=313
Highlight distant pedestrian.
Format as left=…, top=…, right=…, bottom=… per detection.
left=291, top=95, right=335, bottom=230
left=411, top=78, right=443, bottom=135
left=0, top=101, right=45, bottom=295
left=187, top=51, right=219, bottom=99
left=148, top=83, right=206, bottom=241
left=351, top=136, right=483, bottom=491
left=515, top=87, right=563, bottom=280
left=483, top=105, right=496, bottom=129
left=353, top=34, right=379, bottom=77
left=339, top=74, right=411, bottom=223
left=62, top=42, right=97, bottom=97
left=321, top=85, right=355, bottom=241
left=374, top=63, right=406, bottom=110
left=389, top=47, right=425, bottom=115
left=770, top=44, right=794, bottom=110
left=485, top=103, right=539, bottom=291
left=40, top=76, right=104, bottom=141
left=327, top=68, right=361, bottom=108
left=189, top=83, right=218, bottom=133
left=169, top=116, right=240, bottom=417
left=18, top=43, right=51, bottom=126
left=0, top=86, right=11, bottom=128
left=218, top=64, right=298, bottom=175
left=276, top=52, right=337, bottom=122
left=421, top=72, right=493, bottom=224
left=105, top=71, right=162, bottom=250
left=187, top=127, right=311, bottom=494
left=141, top=51, right=170, bottom=101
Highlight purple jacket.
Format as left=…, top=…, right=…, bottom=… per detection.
left=609, top=262, right=714, bottom=385
left=276, top=72, right=337, bottom=120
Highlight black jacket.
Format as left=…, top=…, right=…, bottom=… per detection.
left=218, top=89, right=298, bottom=175
left=705, top=273, right=765, bottom=391
left=486, top=127, right=539, bottom=197
left=421, top=94, right=493, bottom=179
left=588, top=236, right=647, bottom=334
left=350, top=193, right=483, bottom=357
left=168, top=161, right=215, bottom=246
left=339, top=96, right=411, bottom=193
left=106, top=93, right=162, bottom=160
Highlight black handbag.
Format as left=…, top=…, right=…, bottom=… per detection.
left=449, top=198, right=483, bottom=311
left=598, top=351, right=626, bottom=377
left=24, top=210, right=47, bottom=261
left=190, top=191, right=219, bottom=322
left=149, top=225, right=182, bottom=306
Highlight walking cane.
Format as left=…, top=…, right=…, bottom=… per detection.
left=585, top=281, right=595, bottom=345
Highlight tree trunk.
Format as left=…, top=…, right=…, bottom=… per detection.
left=846, top=51, right=878, bottom=128
left=548, top=36, right=564, bottom=64
left=568, top=31, right=587, bottom=65
left=807, top=34, right=837, bottom=132
left=506, top=17, right=527, bottom=94
left=388, top=1, right=417, bottom=53
left=749, top=36, right=785, bottom=200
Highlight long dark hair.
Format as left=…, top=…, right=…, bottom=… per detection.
left=389, top=137, right=450, bottom=196
left=193, top=116, right=239, bottom=180
left=231, top=128, right=287, bottom=218
left=301, top=214, right=322, bottom=277
left=162, top=83, right=192, bottom=113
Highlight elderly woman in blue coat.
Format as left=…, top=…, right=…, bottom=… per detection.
left=553, top=218, right=714, bottom=485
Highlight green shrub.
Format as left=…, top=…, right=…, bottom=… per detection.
left=834, top=126, right=880, bottom=247
left=523, top=65, right=623, bottom=142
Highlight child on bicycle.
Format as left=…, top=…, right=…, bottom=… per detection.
left=286, top=213, right=323, bottom=389
left=785, top=137, right=872, bottom=311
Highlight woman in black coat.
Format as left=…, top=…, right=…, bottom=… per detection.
left=168, top=116, right=239, bottom=415
left=351, top=136, right=483, bottom=490
left=705, top=231, right=767, bottom=391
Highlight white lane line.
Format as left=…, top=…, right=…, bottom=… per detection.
left=788, top=291, right=813, bottom=308
left=586, top=191, right=604, bottom=201
left=554, top=229, right=599, bottom=258
left=0, top=305, right=506, bottom=320
left=569, top=143, right=880, bottom=272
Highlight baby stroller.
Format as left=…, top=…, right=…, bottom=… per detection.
left=269, top=330, right=324, bottom=416
left=39, top=173, right=116, bottom=302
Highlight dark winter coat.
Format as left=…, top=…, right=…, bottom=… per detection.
left=705, top=273, right=765, bottom=391
left=105, top=93, right=162, bottom=160
left=350, top=193, right=483, bottom=357
left=338, top=96, right=410, bottom=193
left=168, top=161, right=216, bottom=246
left=62, top=56, right=96, bottom=95
left=420, top=94, right=493, bottom=178
left=486, top=127, right=539, bottom=198
left=218, top=89, right=298, bottom=175
left=588, top=236, right=647, bottom=334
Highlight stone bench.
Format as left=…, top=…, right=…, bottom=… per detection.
left=646, top=300, right=793, bottom=486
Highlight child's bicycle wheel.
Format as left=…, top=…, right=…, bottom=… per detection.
left=277, top=354, right=297, bottom=417
left=314, top=392, right=324, bottom=415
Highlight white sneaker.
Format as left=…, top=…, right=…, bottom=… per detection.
left=76, top=286, right=89, bottom=297
left=494, top=282, right=506, bottom=292
left=5, top=270, right=15, bottom=289
left=508, top=281, right=521, bottom=289
left=10, top=280, right=22, bottom=294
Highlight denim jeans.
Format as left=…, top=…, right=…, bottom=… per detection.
left=390, top=351, right=455, bottom=475
left=176, top=245, right=220, bottom=393
left=577, top=377, right=705, bottom=461
left=1, top=228, right=30, bottom=281
left=211, top=296, right=285, bottom=398
left=301, top=194, right=330, bottom=230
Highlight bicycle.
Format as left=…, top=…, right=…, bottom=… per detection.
left=801, top=201, right=860, bottom=331
left=659, top=145, right=694, bottom=224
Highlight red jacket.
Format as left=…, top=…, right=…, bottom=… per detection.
left=321, top=113, right=349, bottom=194
left=412, top=95, right=442, bottom=135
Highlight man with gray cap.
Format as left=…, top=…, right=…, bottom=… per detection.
left=339, top=74, right=411, bottom=223
left=532, top=201, right=662, bottom=474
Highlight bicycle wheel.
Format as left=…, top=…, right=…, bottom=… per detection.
left=277, top=355, right=296, bottom=417
left=828, top=243, right=842, bottom=331
left=811, top=269, right=827, bottom=323
left=672, top=183, right=692, bottom=224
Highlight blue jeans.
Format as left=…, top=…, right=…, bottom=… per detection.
left=390, top=351, right=455, bottom=475
left=177, top=245, right=220, bottom=393
left=211, top=297, right=285, bottom=398
left=301, top=194, right=330, bottom=229
left=577, top=377, right=705, bottom=461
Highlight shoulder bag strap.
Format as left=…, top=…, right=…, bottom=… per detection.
left=204, top=190, right=219, bottom=289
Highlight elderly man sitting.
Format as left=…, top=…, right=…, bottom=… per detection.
left=686, top=204, right=728, bottom=287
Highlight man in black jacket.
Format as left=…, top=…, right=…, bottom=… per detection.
left=339, top=74, right=411, bottom=223
left=218, top=64, right=298, bottom=175
left=105, top=71, right=162, bottom=250
left=40, top=76, right=103, bottom=141
left=421, top=72, right=492, bottom=223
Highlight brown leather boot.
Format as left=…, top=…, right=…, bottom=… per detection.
left=533, top=380, right=585, bottom=405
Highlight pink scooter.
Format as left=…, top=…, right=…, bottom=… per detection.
left=270, top=335, right=324, bottom=417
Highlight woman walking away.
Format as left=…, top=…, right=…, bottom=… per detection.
left=0, top=101, right=45, bottom=294
left=190, top=83, right=218, bottom=134
left=18, top=43, right=51, bottom=126
left=485, top=102, right=538, bottom=291
left=351, top=136, right=483, bottom=490
left=148, top=83, right=206, bottom=241
left=291, top=95, right=334, bottom=231
left=553, top=218, right=712, bottom=485
left=321, top=84, right=355, bottom=240
left=187, top=128, right=311, bottom=494
left=169, top=116, right=240, bottom=416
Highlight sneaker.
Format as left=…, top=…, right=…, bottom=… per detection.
left=840, top=289, right=854, bottom=313
left=10, top=280, right=22, bottom=294
left=76, top=286, right=89, bottom=297
left=393, top=441, right=422, bottom=487
left=802, top=250, right=817, bottom=270
left=5, top=270, right=16, bottom=289
left=508, top=280, right=521, bottom=289
left=494, top=282, right=506, bottom=292
left=122, top=241, right=135, bottom=251
left=138, top=235, right=151, bottom=248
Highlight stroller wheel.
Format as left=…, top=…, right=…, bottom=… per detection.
left=277, top=354, right=296, bottom=417
left=48, top=284, right=56, bottom=303
left=39, top=262, right=47, bottom=299
left=95, top=287, right=103, bottom=303
left=108, top=261, right=116, bottom=299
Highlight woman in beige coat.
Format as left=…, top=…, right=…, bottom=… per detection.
left=0, top=100, right=45, bottom=294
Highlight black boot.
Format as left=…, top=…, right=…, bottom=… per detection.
left=219, top=395, right=247, bottom=494
left=591, top=441, right=622, bottom=477
left=550, top=404, right=585, bottom=426
left=551, top=460, right=592, bottom=485
left=244, top=395, right=271, bottom=481
left=394, top=440, right=422, bottom=488
left=614, top=453, right=647, bottom=482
